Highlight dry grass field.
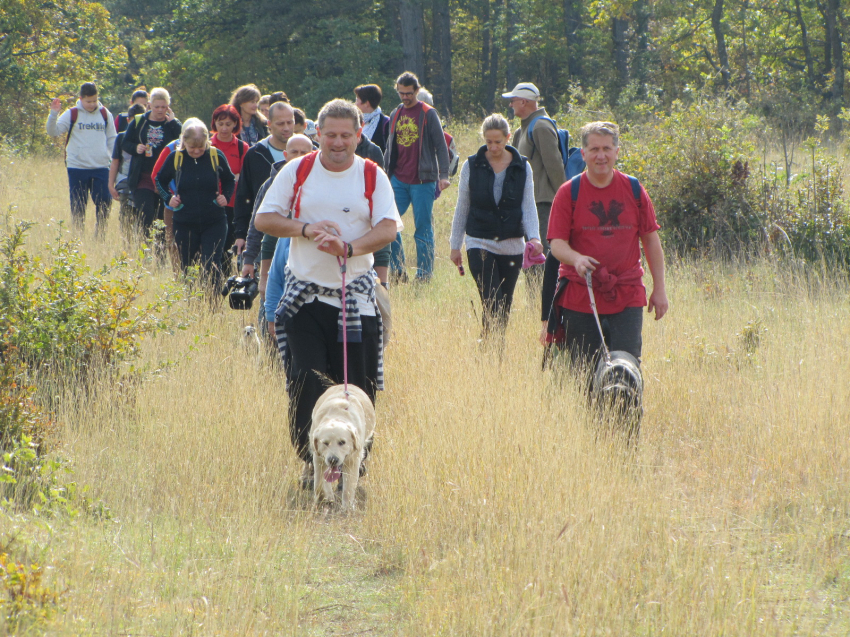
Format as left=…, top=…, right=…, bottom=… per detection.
left=1, top=145, right=849, bottom=636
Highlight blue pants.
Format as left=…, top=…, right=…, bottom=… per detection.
left=390, top=175, right=436, bottom=280
left=67, top=168, right=111, bottom=235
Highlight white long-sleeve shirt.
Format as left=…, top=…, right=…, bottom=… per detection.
left=450, top=158, right=540, bottom=255
left=46, top=100, right=117, bottom=170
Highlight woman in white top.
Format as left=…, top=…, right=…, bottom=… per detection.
left=450, top=113, right=543, bottom=336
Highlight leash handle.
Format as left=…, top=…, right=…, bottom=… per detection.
left=585, top=270, right=612, bottom=364
left=337, top=242, right=349, bottom=399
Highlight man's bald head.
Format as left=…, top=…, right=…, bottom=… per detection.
left=268, top=101, right=295, bottom=146
left=285, top=134, right=314, bottom=160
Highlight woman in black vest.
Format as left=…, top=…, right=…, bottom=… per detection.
left=450, top=114, right=543, bottom=336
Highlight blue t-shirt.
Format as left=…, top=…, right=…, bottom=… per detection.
left=268, top=144, right=285, bottom=163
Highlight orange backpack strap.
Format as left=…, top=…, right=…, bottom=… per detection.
left=289, top=150, right=319, bottom=218
left=363, top=159, right=378, bottom=217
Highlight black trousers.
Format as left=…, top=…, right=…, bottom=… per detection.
left=560, top=305, right=644, bottom=368
left=221, top=205, right=236, bottom=276
left=172, top=217, right=228, bottom=284
left=466, top=248, right=522, bottom=335
left=132, top=187, right=165, bottom=233
left=281, top=299, right=379, bottom=461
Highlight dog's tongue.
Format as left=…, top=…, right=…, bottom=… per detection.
left=324, top=466, right=342, bottom=483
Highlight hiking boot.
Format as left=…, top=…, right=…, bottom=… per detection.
left=300, top=461, right=314, bottom=491
left=390, top=269, right=409, bottom=285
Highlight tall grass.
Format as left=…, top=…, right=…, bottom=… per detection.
left=1, top=150, right=848, bottom=635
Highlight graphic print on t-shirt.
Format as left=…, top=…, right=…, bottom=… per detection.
left=146, top=124, right=164, bottom=150
left=396, top=115, right=419, bottom=147
left=587, top=199, right=630, bottom=236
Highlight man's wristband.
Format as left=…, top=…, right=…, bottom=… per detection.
left=301, top=222, right=309, bottom=238
left=347, top=242, right=354, bottom=258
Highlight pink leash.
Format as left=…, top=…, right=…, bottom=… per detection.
left=337, top=243, right=349, bottom=400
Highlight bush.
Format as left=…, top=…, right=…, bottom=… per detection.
left=622, top=98, right=764, bottom=256
left=0, top=550, right=59, bottom=632
left=0, top=347, right=56, bottom=452
left=0, top=216, right=189, bottom=517
left=0, top=218, right=194, bottom=386
left=621, top=98, right=850, bottom=266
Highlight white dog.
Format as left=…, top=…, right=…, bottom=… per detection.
left=310, top=384, right=375, bottom=512
left=241, top=325, right=263, bottom=366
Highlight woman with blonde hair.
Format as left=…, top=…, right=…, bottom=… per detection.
left=121, top=87, right=182, bottom=233
left=450, top=113, right=543, bottom=337
left=154, top=118, right=236, bottom=282
left=229, top=84, right=268, bottom=146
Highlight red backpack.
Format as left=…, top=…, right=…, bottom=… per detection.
left=289, top=151, right=379, bottom=218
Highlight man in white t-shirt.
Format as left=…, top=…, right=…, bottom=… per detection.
left=255, top=99, right=402, bottom=486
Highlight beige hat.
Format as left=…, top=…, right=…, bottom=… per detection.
left=501, top=82, right=540, bottom=100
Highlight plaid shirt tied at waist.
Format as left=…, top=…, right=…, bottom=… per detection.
left=274, top=266, right=385, bottom=390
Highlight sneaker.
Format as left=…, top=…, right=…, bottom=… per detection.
left=300, top=461, right=314, bottom=491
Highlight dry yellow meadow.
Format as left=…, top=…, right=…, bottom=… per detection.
left=1, top=148, right=848, bottom=636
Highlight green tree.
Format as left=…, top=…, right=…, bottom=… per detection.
left=0, top=0, right=126, bottom=148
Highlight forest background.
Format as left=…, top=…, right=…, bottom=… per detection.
left=3, top=0, right=850, bottom=149
left=2, top=1, right=850, bottom=633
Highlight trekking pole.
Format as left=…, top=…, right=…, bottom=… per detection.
left=585, top=270, right=611, bottom=365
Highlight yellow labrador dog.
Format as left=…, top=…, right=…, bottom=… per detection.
left=310, top=384, right=375, bottom=512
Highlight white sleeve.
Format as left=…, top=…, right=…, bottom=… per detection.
left=257, top=161, right=297, bottom=215
left=46, top=109, right=70, bottom=137
left=449, top=160, right=471, bottom=251
left=521, top=162, right=540, bottom=240
left=370, top=169, right=404, bottom=231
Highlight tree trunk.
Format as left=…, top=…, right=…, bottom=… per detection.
left=432, top=0, right=452, bottom=114
left=712, top=0, right=731, bottom=89
left=741, top=0, right=751, bottom=97
left=562, top=0, right=582, bottom=80
left=828, top=0, right=845, bottom=104
left=505, top=0, right=517, bottom=92
left=820, top=1, right=833, bottom=77
left=794, top=0, right=817, bottom=89
left=486, top=0, right=501, bottom=112
left=632, top=0, right=651, bottom=92
left=400, top=0, right=425, bottom=80
left=611, top=16, right=630, bottom=99
left=381, top=0, right=406, bottom=75
left=481, top=0, right=491, bottom=108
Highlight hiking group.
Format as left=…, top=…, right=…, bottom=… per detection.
left=47, top=73, right=668, bottom=483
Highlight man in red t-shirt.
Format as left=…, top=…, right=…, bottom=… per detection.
left=546, top=121, right=668, bottom=367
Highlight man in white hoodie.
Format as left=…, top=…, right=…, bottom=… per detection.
left=46, top=82, right=117, bottom=237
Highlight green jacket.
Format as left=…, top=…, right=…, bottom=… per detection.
left=511, top=107, right=566, bottom=204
